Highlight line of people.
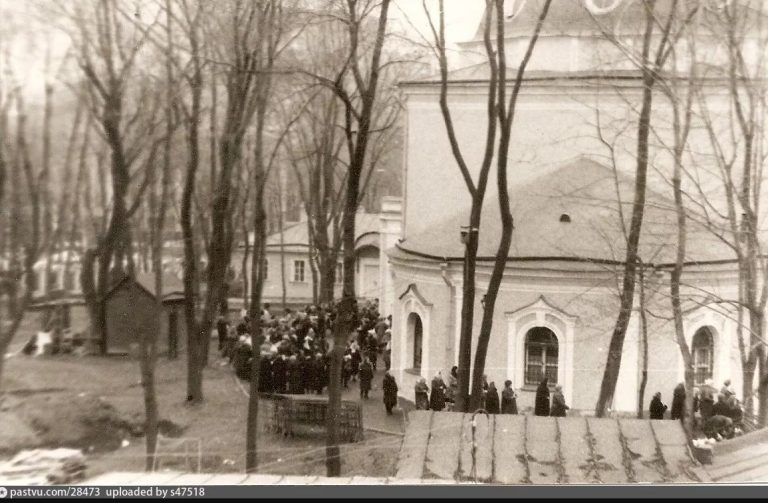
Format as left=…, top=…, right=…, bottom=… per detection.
left=415, top=372, right=569, bottom=417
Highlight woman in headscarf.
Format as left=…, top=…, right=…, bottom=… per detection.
left=445, top=366, right=458, bottom=408
left=649, top=391, right=668, bottom=420
left=415, top=377, right=430, bottom=410
left=383, top=371, right=399, bottom=415
left=501, top=380, right=518, bottom=414
left=534, top=378, right=550, bottom=416
left=485, top=381, right=500, bottom=414
left=430, top=372, right=447, bottom=411
left=550, top=384, right=569, bottom=417
left=670, top=382, right=686, bottom=421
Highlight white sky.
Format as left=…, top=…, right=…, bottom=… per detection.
left=391, top=0, right=486, bottom=45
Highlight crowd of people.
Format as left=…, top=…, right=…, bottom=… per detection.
left=654, top=378, right=745, bottom=440
left=218, top=300, right=398, bottom=413
left=219, top=305, right=748, bottom=434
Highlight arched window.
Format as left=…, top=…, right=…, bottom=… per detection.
left=692, top=327, right=714, bottom=386
left=525, top=327, right=558, bottom=385
left=409, top=312, right=423, bottom=370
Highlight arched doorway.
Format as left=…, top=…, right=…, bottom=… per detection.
left=524, top=327, right=558, bottom=385
left=408, top=312, right=423, bottom=370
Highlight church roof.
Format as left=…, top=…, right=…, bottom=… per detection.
left=467, top=0, right=679, bottom=42
left=395, top=157, right=735, bottom=266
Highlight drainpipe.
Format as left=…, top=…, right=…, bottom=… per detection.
left=441, top=259, right=455, bottom=377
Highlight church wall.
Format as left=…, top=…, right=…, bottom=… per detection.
left=390, top=258, right=745, bottom=416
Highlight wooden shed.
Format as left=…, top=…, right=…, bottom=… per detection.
left=103, top=272, right=186, bottom=356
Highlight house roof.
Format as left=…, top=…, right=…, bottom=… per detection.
left=106, top=272, right=186, bottom=302
left=265, top=212, right=381, bottom=249
left=395, top=157, right=735, bottom=266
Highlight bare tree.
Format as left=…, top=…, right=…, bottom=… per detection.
left=62, top=0, right=164, bottom=353
left=297, top=0, right=393, bottom=477
left=423, top=0, right=551, bottom=411
left=593, top=0, right=692, bottom=417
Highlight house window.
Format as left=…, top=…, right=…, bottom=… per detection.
left=692, top=327, right=714, bottom=386
left=293, top=260, right=305, bottom=282
left=524, top=327, right=558, bottom=385
left=263, top=259, right=268, bottom=280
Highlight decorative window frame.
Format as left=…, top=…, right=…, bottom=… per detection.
left=398, top=283, right=432, bottom=377
left=505, top=296, right=577, bottom=406
left=679, top=305, right=729, bottom=386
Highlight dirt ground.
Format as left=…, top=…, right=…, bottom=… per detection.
left=1, top=321, right=401, bottom=479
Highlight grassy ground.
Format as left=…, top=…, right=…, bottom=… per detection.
left=1, top=320, right=403, bottom=479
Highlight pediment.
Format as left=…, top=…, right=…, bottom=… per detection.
left=505, top=295, right=577, bottom=321
left=398, top=283, right=433, bottom=307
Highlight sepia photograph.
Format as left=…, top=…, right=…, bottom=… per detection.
left=0, top=0, right=766, bottom=498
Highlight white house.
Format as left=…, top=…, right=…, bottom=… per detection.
left=233, top=197, right=403, bottom=315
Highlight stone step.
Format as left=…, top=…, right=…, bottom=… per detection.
left=709, top=452, right=768, bottom=481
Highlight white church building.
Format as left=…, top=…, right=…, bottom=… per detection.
left=387, top=0, right=762, bottom=414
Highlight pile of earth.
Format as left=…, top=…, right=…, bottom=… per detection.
left=0, top=392, right=186, bottom=456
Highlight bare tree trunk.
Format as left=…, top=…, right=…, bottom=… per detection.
left=469, top=0, right=551, bottom=410
left=595, top=0, right=671, bottom=416
left=637, top=266, right=649, bottom=419
left=181, top=5, right=203, bottom=403
left=326, top=0, right=392, bottom=476
left=427, top=1, right=498, bottom=411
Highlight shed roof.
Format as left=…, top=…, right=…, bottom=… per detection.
left=395, top=157, right=735, bottom=266
left=106, top=272, right=186, bottom=303
left=396, top=411, right=707, bottom=484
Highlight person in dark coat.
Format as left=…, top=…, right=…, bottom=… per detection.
left=313, top=353, right=327, bottom=395
left=272, top=354, right=287, bottom=394
left=649, top=392, right=668, bottom=419
left=727, top=396, right=743, bottom=429
left=258, top=354, right=274, bottom=393
left=216, top=316, right=229, bottom=353
left=445, top=366, right=458, bottom=408
left=383, top=371, right=398, bottom=415
left=485, top=382, right=500, bottom=414
left=699, top=386, right=715, bottom=421
left=342, top=353, right=352, bottom=389
left=367, top=334, right=379, bottom=371
left=359, top=358, right=374, bottom=399
left=287, top=356, right=303, bottom=394
left=501, top=380, right=518, bottom=414
left=671, top=382, right=686, bottom=421
left=550, top=384, right=569, bottom=417
left=430, top=373, right=447, bottom=411
left=534, top=378, right=550, bottom=416
left=300, top=354, right=313, bottom=394
left=712, top=393, right=731, bottom=418
left=233, top=341, right=253, bottom=381
left=415, top=378, right=430, bottom=410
